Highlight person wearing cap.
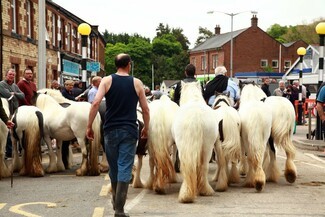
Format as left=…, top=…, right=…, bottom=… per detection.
left=203, top=66, right=240, bottom=107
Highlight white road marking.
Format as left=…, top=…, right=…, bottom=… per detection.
left=125, top=189, right=148, bottom=212
left=0, top=203, right=6, bottom=210
left=99, top=184, right=110, bottom=197
left=92, top=207, right=104, bottom=217
left=278, top=154, right=325, bottom=169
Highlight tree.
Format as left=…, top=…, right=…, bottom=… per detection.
left=104, top=37, right=153, bottom=86
left=195, top=27, right=213, bottom=46
left=266, top=24, right=288, bottom=43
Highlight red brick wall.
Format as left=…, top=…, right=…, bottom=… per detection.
left=190, top=26, right=308, bottom=77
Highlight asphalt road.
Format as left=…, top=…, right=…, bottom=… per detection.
left=0, top=146, right=325, bottom=217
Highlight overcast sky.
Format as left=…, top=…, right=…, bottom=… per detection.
left=53, top=0, right=324, bottom=48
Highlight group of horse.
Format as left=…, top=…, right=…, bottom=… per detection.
left=0, top=88, right=103, bottom=180
left=0, top=80, right=297, bottom=204
left=142, top=80, right=297, bottom=203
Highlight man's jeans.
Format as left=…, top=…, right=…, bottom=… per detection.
left=104, top=128, right=137, bottom=183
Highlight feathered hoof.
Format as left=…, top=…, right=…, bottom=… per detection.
left=88, top=168, right=101, bottom=176
left=132, top=180, right=144, bottom=188
left=200, top=186, right=215, bottom=195
left=255, top=181, right=265, bottom=192
left=29, top=170, right=45, bottom=177
left=99, top=164, right=109, bottom=173
left=285, top=170, right=297, bottom=183
left=154, top=187, right=166, bottom=195
left=76, top=168, right=87, bottom=176
left=178, top=195, right=195, bottom=203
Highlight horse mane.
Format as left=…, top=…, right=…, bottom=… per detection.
left=238, top=80, right=259, bottom=91
left=38, top=88, right=71, bottom=104
left=179, top=81, right=205, bottom=106
left=239, top=82, right=266, bottom=102
left=35, top=93, right=62, bottom=110
left=212, top=93, right=232, bottom=109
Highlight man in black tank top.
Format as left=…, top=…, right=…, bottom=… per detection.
left=86, top=53, right=150, bottom=217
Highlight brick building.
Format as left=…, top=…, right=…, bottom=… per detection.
left=189, top=15, right=308, bottom=80
left=0, top=0, right=106, bottom=87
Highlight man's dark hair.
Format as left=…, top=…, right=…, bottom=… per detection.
left=115, top=53, right=132, bottom=68
left=185, top=64, right=196, bottom=77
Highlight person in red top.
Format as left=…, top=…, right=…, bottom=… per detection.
left=17, top=68, right=37, bottom=106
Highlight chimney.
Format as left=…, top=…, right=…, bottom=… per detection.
left=214, top=25, right=220, bottom=35
left=251, top=15, right=258, bottom=27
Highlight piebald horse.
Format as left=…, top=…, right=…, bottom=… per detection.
left=11, top=106, right=44, bottom=177
left=212, top=93, right=242, bottom=186
left=172, top=81, right=226, bottom=203
left=145, top=94, right=179, bottom=194
left=31, top=92, right=101, bottom=176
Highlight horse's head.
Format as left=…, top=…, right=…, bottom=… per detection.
left=31, top=91, right=41, bottom=106
left=180, top=81, right=204, bottom=105
left=238, top=80, right=256, bottom=91
left=212, top=92, right=232, bottom=109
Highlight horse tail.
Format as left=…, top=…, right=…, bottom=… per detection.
left=220, top=109, right=241, bottom=161
left=89, top=113, right=101, bottom=176
left=148, top=107, right=175, bottom=192
left=179, top=116, right=204, bottom=202
left=24, top=110, right=44, bottom=177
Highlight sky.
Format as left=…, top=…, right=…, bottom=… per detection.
left=53, top=0, right=324, bottom=48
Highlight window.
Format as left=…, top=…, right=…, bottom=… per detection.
left=72, top=27, right=78, bottom=53
left=212, top=54, right=218, bottom=69
left=26, top=0, right=32, bottom=37
left=260, top=59, right=268, bottom=67
left=284, top=60, right=291, bottom=69
left=11, top=64, right=19, bottom=83
left=11, top=0, right=17, bottom=32
left=66, top=23, right=71, bottom=51
left=52, top=14, right=56, bottom=46
left=201, top=56, right=207, bottom=71
left=272, top=60, right=278, bottom=68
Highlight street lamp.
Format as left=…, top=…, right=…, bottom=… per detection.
left=78, top=23, right=91, bottom=89
left=315, top=22, right=325, bottom=140
left=297, top=47, right=306, bottom=125
left=207, top=10, right=257, bottom=78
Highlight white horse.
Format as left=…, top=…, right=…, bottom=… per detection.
left=37, top=88, right=108, bottom=173
left=38, top=89, right=150, bottom=187
left=0, top=98, right=11, bottom=178
left=11, top=106, right=44, bottom=177
left=32, top=92, right=101, bottom=176
left=264, top=96, right=297, bottom=183
left=212, top=93, right=241, bottom=186
left=172, top=81, right=224, bottom=203
left=238, top=81, right=272, bottom=192
left=239, top=81, right=297, bottom=184
left=145, top=95, right=179, bottom=194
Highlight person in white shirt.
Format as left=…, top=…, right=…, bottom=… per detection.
left=87, top=76, right=102, bottom=103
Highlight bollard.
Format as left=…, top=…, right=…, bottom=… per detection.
left=308, top=107, right=312, bottom=140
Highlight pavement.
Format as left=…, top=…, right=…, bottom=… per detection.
left=293, top=117, right=325, bottom=157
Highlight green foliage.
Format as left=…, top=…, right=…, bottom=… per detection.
left=266, top=18, right=325, bottom=44
left=103, top=25, right=189, bottom=87
left=195, top=26, right=213, bottom=45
